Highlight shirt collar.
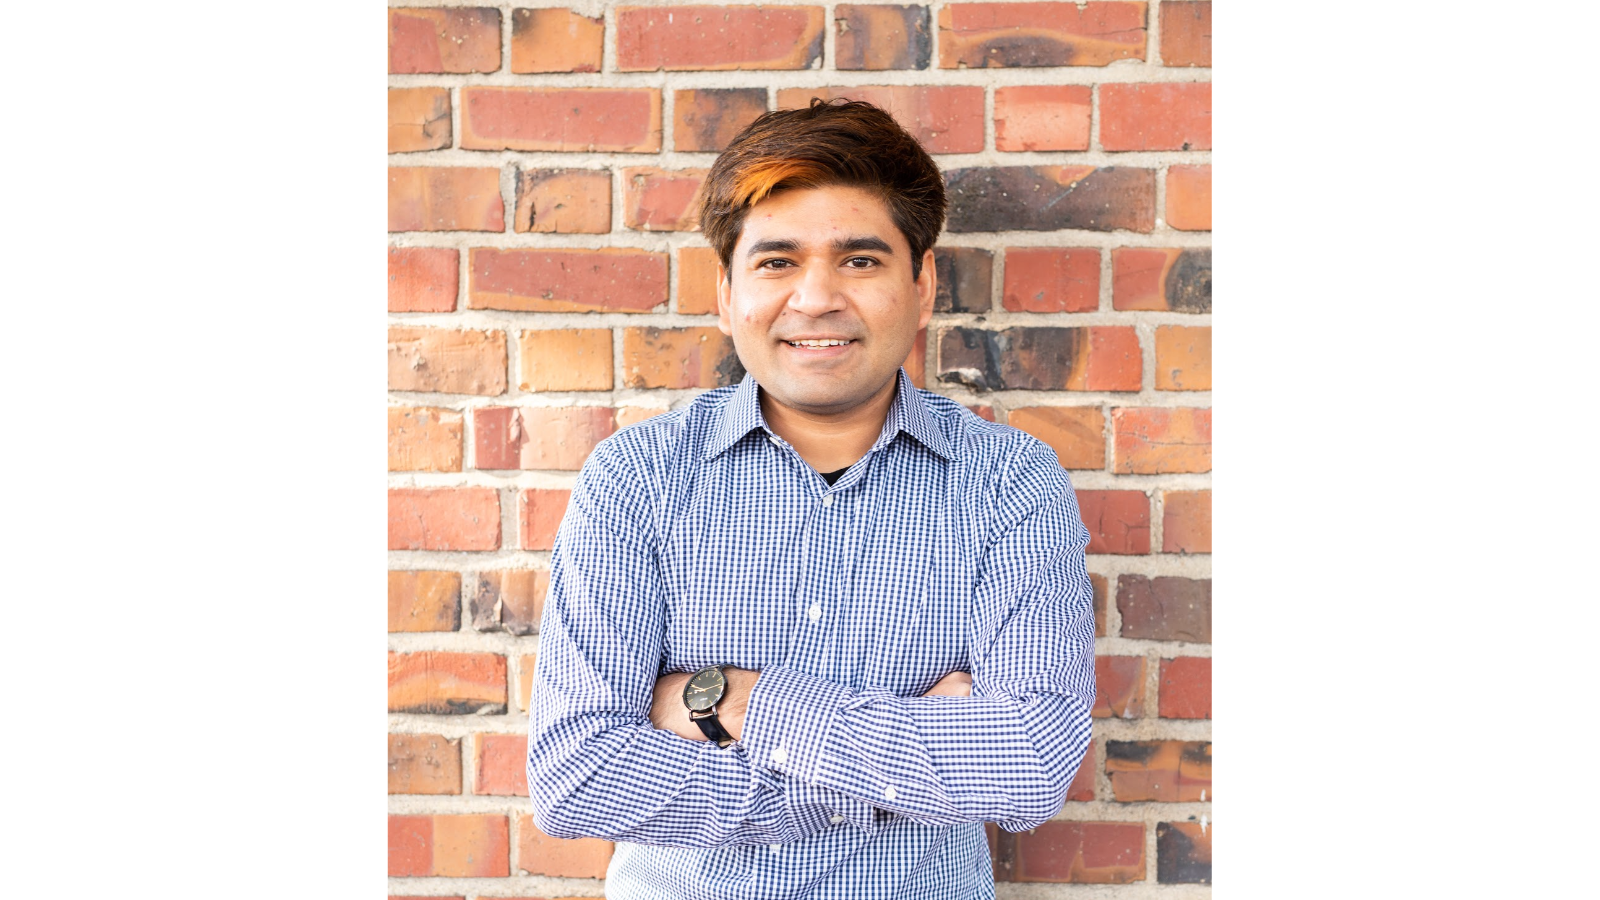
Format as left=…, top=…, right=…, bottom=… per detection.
left=704, top=368, right=952, bottom=461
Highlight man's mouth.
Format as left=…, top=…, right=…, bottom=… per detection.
left=784, top=339, right=853, bottom=348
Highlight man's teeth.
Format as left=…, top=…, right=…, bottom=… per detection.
left=788, top=339, right=851, bottom=347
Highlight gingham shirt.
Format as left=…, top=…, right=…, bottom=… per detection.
left=527, top=369, right=1096, bottom=900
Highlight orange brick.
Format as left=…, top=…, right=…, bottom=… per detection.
left=389, top=815, right=432, bottom=876
left=1159, top=656, right=1211, bottom=719
left=389, top=406, right=464, bottom=472
left=1165, top=164, right=1211, bottom=231
left=460, top=87, right=662, bottom=152
left=1157, top=820, right=1212, bottom=884
left=519, top=489, right=572, bottom=551
left=1111, top=248, right=1210, bottom=313
left=470, top=568, right=549, bottom=636
left=1154, top=325, right=1210, bottom=391
left=617, top=5, right=825, bottom=71
left=1076, top=490, right=1150, bottom=555
left=388, top=651, right=507, bottom=715
left=1007, top=407, right=1105, bottom=470
left=511, top=7, right=603, bottom=73
left=967, top=404, right=996, bottom=422
left=517, top=653, right=538, bottom=712
left=623, top=167, right=708, bottom=231
left=514, top=169, right=611, bottom=234
left=1162, top=489, right=1210, bottom=554
left=469, top=248, right=667, bottom=314
left=1100, top=83, right=1211, bottom=151
left=995, top=85, right=1092, bottom=152
left=388, top=570, right=461, bottom=633
left=1106, top=740, right=1210, bottom=802
left=1093, top=655, right=1146, bottom=718
left=1065, top=740, right=1096, bottom=801
left=389, top=88, right=452, bottom=153
left=617, top=407, right=666, bottom=429
left=1112, top=407, right=1211, bottom=474
left=935, top=326, right=1139, bottom=392
left=776, top=86, right=983, bottom=154
left=433, top=814, right=509, bottom=877
left=388, top=247, right=458, bottom=313
left=388, top=167, right=504, bottom=233
left=993, top=820, right=1145, bottom=884
left=516, top=814, right=614, bottom=877
left=389, top=733, right=462, bottom=795
left=835, top=4, right=932, bottom=70
left=1160, top=1, right=1212, bottom=67
left=389, top=7, right=501, bottom=74
left=1002, top=247, right=1099, bottom=312
left=475, top=407, right=616, bottom=471
left=674, top=88, right=768, bottom=152
left=388, top=487, right=501, bottom=552
left=388, top=326, right=506, bottom=396
left=473, top=733, right=530, bottom=796
left=938, top=3, right=1147, bottom=68
left=622, top=327, right=742, bottom=389
left=518, top=328, right=613, bottom=392
left=677, top=246, right=722, bottom=315
left=946, top=165, right=1155, bottom=233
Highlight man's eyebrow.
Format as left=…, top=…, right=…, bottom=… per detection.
left=835, top=236, right=893, bottom=255
left=746, top=239, right=800, bottom=257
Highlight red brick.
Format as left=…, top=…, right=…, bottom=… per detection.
left=995, top=85, right=1092, bottom=152
left=388, top=651, right=507, bottom=716
left=519, top=489, right=571, bottom=551
left=1117, top=575, right=1210, bottom=641
left=1157, top=820, right=1212, bottom=884
left=389, top=247, right=458, bottom=313
left=388, top=326, right=506, bottom=396
left=946, top=166, right=1155, bottom=233
left=617, top=5, right=825, bottom=71
left=1165, top=164, right=1211, bottom=231
left=474, top=733, right=530, bottom=796
left=469, top=248, right=667, bottom=314
left=677, top=246, right=722, bottom=315
left=903, top=328, right=927, bottom=389
left=434, top=814, right=510, bottom=877
left=622, top=327, right=742, bottom=389
left=1112, top=407, right=1211, bottom=474
left=514, top=169, right=611, bottom=234
left=1106, top=740, right=1210, bottom=802
left=518, top=328, right=613, bottom=392
left=1162, top=489, right=1211, bottom=554
left=460, top=87, right=661, bottom=152
left=836, top=4, right=931, bottom=70
left=776, top=86, right=983, bottom=154
left=475, top=407, right=616, bottom=471
left=1002, top=247, right=1099, bottom=312
left=1076, top=490, right=1150, bottom=555
left=389, top=815, right=432, bottom=876
left=388, top=570, right=461, bottom=633
left=938, top=3, right=1147, bottom=68
left=1093, top=655, right=1146, bottom=718
left=1090, top=572, right=1108, bottom=636
left=517, top=653, right=538, bottom=712
left=937, top=326, right=1140, bottom=392
left=389, top=7, right=501, bottom=74
left=1007, top=406, right=1105, bottom=470
left=993, top=821, right=1145, bottom=883
left=1154, top=325, right=1210, bottom=391
left=389, top=733, right=462, bottom=795
left=1160, top=657, right=1211, bottom=719
left=389, top=88, right=452, bottom=153
left=388, top=167, right=504, bottom=233
left=933, top=247, right=993, bottom=313
left=1065, top=740, right=1096, bottom=801
left=511, top=7, right=603, bottom=73
left=1100, top=83, right=1211, bottom=151
left=471, top=568, right=549, bottom=636
left=967, top=404, right=996, bottom=422
left=674, top=88, right=768, bottom=152
left=623, top=167, right=708, bottom=232
left=1160, top=2, right=1212, bottom=67
left=1111, top=248, right=1210, bottom=313
left=388, top=487, right=501, bottom=552
left=389, top=406, right=464, bottom=473
left=516, top=814, right=614, bottom=877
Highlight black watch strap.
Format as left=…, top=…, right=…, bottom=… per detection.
left=691, top=710, right=735, bottom=747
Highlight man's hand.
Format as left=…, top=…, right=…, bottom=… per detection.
left=650, top=667, right=760, bottom=742
left=922, top=671, right=972, bottom=697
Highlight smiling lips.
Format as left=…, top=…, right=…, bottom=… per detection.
left=785, top=338, right=854, bottom=348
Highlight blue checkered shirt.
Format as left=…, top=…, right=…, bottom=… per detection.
left=527, top=369, right=1096, bottom=899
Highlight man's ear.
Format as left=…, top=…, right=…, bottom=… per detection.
left=716, top=264, right=733, bottom=337
left=915, top=249, right=937, bottom=330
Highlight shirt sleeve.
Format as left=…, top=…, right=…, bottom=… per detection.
left=738, top=443, right=1097, bottom=832
left=525, top=445, right=879, bottom=849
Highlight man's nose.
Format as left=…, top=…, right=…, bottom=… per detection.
left=787, top=264, right=847, bottom=316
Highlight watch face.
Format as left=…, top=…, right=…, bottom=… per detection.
left=683, top=667, right=726, bottom=712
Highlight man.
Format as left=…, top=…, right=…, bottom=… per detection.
left=527, top=99, right=1096, bottom=900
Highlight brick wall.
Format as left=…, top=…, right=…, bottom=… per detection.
left=388, top=1, right=1211, bottom=895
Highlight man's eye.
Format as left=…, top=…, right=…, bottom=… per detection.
left=758, top=259, right=793, bottom=270
left=844, top=257, right=878, bottom=269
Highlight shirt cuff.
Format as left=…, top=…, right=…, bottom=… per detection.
left=740, top=665, right=852, bottom=783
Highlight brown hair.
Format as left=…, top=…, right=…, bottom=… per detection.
left=699, top=98, right=947, bottom=280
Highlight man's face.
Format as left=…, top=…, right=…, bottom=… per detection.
left=717, top=184, right=935, bottom=417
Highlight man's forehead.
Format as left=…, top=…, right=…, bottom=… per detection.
left=735, top=186, right=906, bottom=250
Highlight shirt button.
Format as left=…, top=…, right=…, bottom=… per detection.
left=768, top=436, right=781, bottom=446
left=772, top=747, right=788, bottom=764
left=829, top=815, right=845, bottom=824
left=883, top=786, right=898, bottom=801
left=807, top=604, right=822, bottom=622
left=821, top=495, right=833, bottom=507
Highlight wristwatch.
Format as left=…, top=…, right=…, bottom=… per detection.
left=682, top=665, right=735, bottom=747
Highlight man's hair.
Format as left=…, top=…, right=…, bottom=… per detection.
left=699, top=98, right=947, bottom=281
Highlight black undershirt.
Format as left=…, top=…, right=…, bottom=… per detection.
left=820, top=466, right=850, bottom=486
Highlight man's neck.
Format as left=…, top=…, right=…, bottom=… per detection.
left=759, top=377, right=898, bottom=475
